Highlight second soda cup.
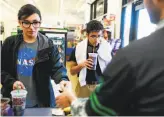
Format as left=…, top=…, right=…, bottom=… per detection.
left=88, top=53, right=98, bottom=70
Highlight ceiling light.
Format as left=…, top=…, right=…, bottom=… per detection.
left=0, top=0, right=17, bottom=13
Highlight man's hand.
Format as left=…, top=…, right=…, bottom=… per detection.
left=56, top=88, right=77, bottom=109
left=13, top=81, right=25, bottom=90
left=56, top=93, right=71, bottom=109
left=80, top=59, right=93, bottom=70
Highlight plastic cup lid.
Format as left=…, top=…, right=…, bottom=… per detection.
left=11, top=90, right=27, bottom=97
left=88, top=53, right=98, bottom=57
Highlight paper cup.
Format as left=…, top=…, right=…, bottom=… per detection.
left=11, top=90, right=27, bottom=116
left=88, top=53, right=98, bottom=70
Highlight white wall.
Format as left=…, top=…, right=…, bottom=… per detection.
left=4, top=20, right=18, bottom=38
left=84, top=3, right=91, bottom=24
left=0, top=4, right=18, bottom=40
left=107, top=0, right=122, bottom=39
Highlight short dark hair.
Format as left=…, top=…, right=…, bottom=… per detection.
left=86, top=20, right=103, bottom=34
left=107, top=31, right=111, bottom=39
left=18, top=4, right=42, bottom=20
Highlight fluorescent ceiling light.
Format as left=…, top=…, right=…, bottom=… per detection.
left=0, top=0, right=17, bottom=13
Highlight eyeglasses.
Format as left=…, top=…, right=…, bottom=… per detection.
left=21, top=21, right=41, bottom=28
left=90, top=35, right=104, bottom=39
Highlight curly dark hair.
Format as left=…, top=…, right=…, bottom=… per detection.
left=86, top=20, right=104, bottom=34
left=18, top=4, right=42, bottom=20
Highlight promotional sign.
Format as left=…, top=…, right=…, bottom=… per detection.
left=102, top=14, right=116, bottom=38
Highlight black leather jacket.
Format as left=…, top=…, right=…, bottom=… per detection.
left=1, top=33, right=68, bottom=106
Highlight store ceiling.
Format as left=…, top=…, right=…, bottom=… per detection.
left=0, top=0, right=86, bottom=24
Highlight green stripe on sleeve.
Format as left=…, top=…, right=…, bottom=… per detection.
left=90, top=91, right=117, bottom=116
left=90, top=93, right=109, bottom=116
left=93, top=92, right=117, bottom=115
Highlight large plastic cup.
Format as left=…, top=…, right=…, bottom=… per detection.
left=88, top=53, right=98, bottom=70
left=11, top=90, right=27, bottom=116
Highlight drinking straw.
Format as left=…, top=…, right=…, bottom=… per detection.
left=93, top=44, right=96, bottom=53
left=17, top=83, right=19, bottom=93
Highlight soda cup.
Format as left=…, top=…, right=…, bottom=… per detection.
left=88, top=53, right=98, bottom=70
left=11, top=90, right=27, bottom=116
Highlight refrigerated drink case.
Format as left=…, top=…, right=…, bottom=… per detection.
left=44, top=33, right=67, bottom=65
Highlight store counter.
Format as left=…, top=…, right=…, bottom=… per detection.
left=24, top=108, right=52, bottom=116
left=7, top=108, right=65, bottom=116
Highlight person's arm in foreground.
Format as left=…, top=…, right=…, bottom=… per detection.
left=56, top=49, right=136, bottom=116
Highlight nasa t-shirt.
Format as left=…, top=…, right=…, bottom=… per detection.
left=17, top=40, right=38, bottom=107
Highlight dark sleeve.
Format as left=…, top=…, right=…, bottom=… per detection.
left=85, top=50, right=136, bottom=116
left=50, top=45, right=69, bottom=83
left=1, top=37, right=17, bottom=97
left=68, top=47, right=76, bottom=62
